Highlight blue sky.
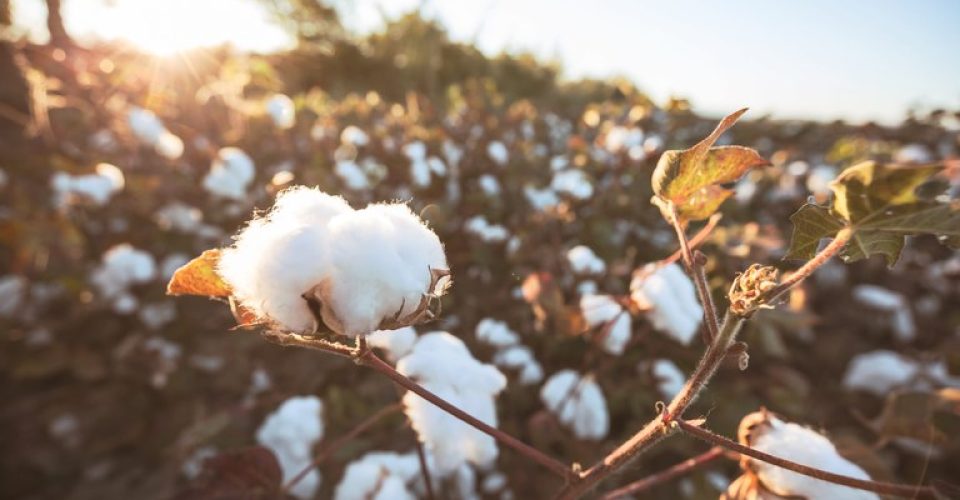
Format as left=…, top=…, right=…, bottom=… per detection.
left=11, top=0, right=960, bottom=124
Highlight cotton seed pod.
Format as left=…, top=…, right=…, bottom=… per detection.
left=729, top=264, right=779, bottom=317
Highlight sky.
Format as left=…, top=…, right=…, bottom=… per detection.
left=9, top=0, right=960, bottom=124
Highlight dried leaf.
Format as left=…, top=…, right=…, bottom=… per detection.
left=651, top=109, right=769, bottom=221
left=166, top=249, right=232, bottom=297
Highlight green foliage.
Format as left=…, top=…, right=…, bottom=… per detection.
left=787, top=161, right=960, bottom=266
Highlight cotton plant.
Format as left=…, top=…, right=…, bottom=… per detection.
left=475, top=318, right=543, bottom=384
left=630, top=263, right=703, bottom=345
left=540, top=369, right=609, bottom=440
left=334, top=451, right=422, bottom=500
left=397, top=332, right=507, bottom=475
left=91, top=244, right=157, bottom=314
left=478, top=174, right=501, bottom=196
left=203, top=147, right=256, bottom=200
left=50, top=163, right=124, bottom=207
left=127, top=106, right=183, bottom=159
left=579, top=294, right=631, bottom=356
left=551, top=168, right=593, bottom=200
left=266, top=93, right=295, bottom=130
left=486, top=140, right=509, bottom=166
left=256, top=396, right=324, bottom=500
left=851, top=285, right=916, bottom=342
left=215, top=186, right=449, bottom=335
left=566, top=245, right=606, bottom=275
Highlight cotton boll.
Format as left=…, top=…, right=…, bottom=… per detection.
left=340, top=125, right=369, bottom=147
left=475, top=318, right=519, bottom=347
left=91, top=244, right=157, bottom=301
left=493, top=345, right=544, bottom=384
left=605, top=126, right=644, bottom=153
left=403, top=141, right=427, bottom=161
left=410, top=159, right=431, bottom=187
left=580, top=294, right=631, bottom=355
left=550, top=155, right=569, bottom=171
left=367, top=326, right=418, bottom=362
left=541, top=370, right=609, bottom=440
left=631, top=263, right=702, bottom=345
left=155, top=132, right=184, bottom=160
left=427, top=157, right=446, bottom=176
left=551, top=169, right=593, bottom=200
left=651, top=359, right=686, bottom=399
left=482, top=472, right=507, bottom=494
left=443, top=140, right=463, bottom=167
left=487, top=141, right=508, bottom=166
left=0, top=275, right=27, bottom=318
left=852, top=285, right=916, bottom=341
left=266, top=93, right=296, bottom=130
left=842, top=350, right=960, bottom=395
left=256, top=396, right=324, bottom=500
left=479, top=174, right=501, bottom=196
left=181, top=446, right=218, bottom=479
left=334, top=451, right=423, bottom=500
left=335, top=160, right=370, bottom=190
left=203, top=148, right=256, bottom=200
left=567, top=246, right=606, bottom=275
left=806, top=165, right=837, bottom=197
left=128, top=107, right=183, bottom=159
left=51, top=163, right=125, bottom=206
left=749, top=417, right=879, bottom=500
left=139, top=301, right=177, bottom=330
left=398, top=332, right=506, bottom=475
left=524, top=185, right=559, bottom=211
left=894, top=143, right=932, bottom=164
left=464, top=216, right=509, bottom=242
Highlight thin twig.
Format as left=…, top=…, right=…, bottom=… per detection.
left=762, top=227, right=853, bottom=305
left=599, top=447, right=725, bottom=499
left=674, top=419, right=937, bottom=499
left=282, top=403, right=404, bottom=493
left=659, top=213, right=722, bottom=268
left=358, top=349, right=576, bottom=481
left=669, top=205, right=721, bottom=342
left=414, top=438, right=436, bottom=500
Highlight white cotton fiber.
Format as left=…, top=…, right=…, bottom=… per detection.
left=218, top=187, right=447, bottom=336
left=475, top=318, right=520, bottom=347
left=551, top=169, right=593, bottom=200
left=367, top=326, right=418, bottom=362
left=256, top=396, right=324, bottom=500
left=0, top=275, right=26, bottom=318
left=334, top=451, right=421, bottom=500
left=651, top=359, right=686, bottom=399
left=91, top=244, right=156, bottom=313
left=631, top=263, right=702, bottom=345
left=852, top=285, right=916, bottom=342
left=128, top=107, right=183, bottom=159
left=750, top=417, right=879, bottom=500
left=266, top=93, right=295, bottom=130
left=567, top=245, right=606, bottom=275
left=51, top=163, right=125, bottom=206
left=487, top=141, right=508, bottom=166
left=203, top=147, right=256, bottom=200
left=493, top=345, right=544, bottom=384
left=524, top=185, right=560, bottom=211
left=580, top=295, right=631, bottom=355
left=335, top=160, right=370, bottom=190
left=397, top=332, right=506, bottom=475
left=540, top=370, right=609, bottom=440
left=843, top=350, right=960, bottom=395
left=479, top=174, right=501, bottom=196
left=340, top=125, right=369, bottom=147
left=465, top=216, right=509, bottom=242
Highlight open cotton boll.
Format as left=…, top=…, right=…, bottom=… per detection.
left=750, top=416, right=879, bottom=500
left=605, top=126, right=644, bottom=153
left=128, top=107, right=183, bottom=159
left=367, top=326, right=418, bottom=362
left=334, top=451, right=423, bottom=500
left=256, top=396, right=324, bottom=500
left=0, top=275, right=27, bottom=318
left=203, top=148, right=256, bottom=200
left=631, top=263, right=702, bottom=345
left=266, top=93, right=295, bottom=129
left=479, top=174, right=501, bottom=196
left=493, top=345, right=544, bottom=384
left=51, top=163, right=125, bottom=206
left=580, top=294, right=631, bottom=355
left=340, top=125, right=369, bottom=147
left=91, top=244, right=157, bottom=302
left=852, top=285, right=916, bottom=342
left=541, top=370, right=609, bottom=440
left=397, top=332, right=506, bottom=475
left=402, top=141, right=427, bottom=161
left=651, top=359, right=686, bottom=399
left=567, top=245, right=606, bottom=275
left=219, top=187, right=446, bottom=336
left=524, top=185, right=560, bottom=211
left=486, top=141, right=509, bottom=166
left=464, top=216, right=509, bottom=243
left=475, top=318, right=519, bottom=347
left=551, top=169, right=593, bottom=199
left=894, top=143, right=933, bottom=164
left=843, top=350, right=960, bottom=395
left=335, top=160, right=370, bottom=190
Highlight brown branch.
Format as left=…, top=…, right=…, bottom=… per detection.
left=659, top=213, right=722, bottom=268
left=282, top=402, right=403, bottom=493
left=358, top=349, right=576, bottom=481
left=414, top=438, right=436, bottom=500
left=762, top=227, right=853, bottom=305
left=674, top=419, right=937, bottom=499
left=669, top=205, right=721, bottom=343
left=599, top=447, right=725, bottom=499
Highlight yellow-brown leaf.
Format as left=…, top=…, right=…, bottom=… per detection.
left=166, top=249, right=232, bottom=297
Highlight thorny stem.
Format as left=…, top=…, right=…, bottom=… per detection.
left=669, top=205, right=721, bottom=343
left=674, top=419, right=938, bottom=499
left=762, top=227, right=853, bottom=305
left=282, top=402, right=403, bottom=493
left=598, top=447, right=725, bottom=499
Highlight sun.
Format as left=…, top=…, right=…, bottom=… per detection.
left=64, top=0, right=294, bottom=56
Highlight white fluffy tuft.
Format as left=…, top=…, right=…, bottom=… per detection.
left=256, top=396, right=324, bottom=500
left=631, top=263, right=702, bottom=345
left=540, top=370, right=609, bottom=440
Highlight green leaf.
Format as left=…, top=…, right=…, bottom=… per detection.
left=651, top=108, right=769, bottom=221
left=785, top=161, right=959, bottom=267
left=784, top=204, right=845, bottom=261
